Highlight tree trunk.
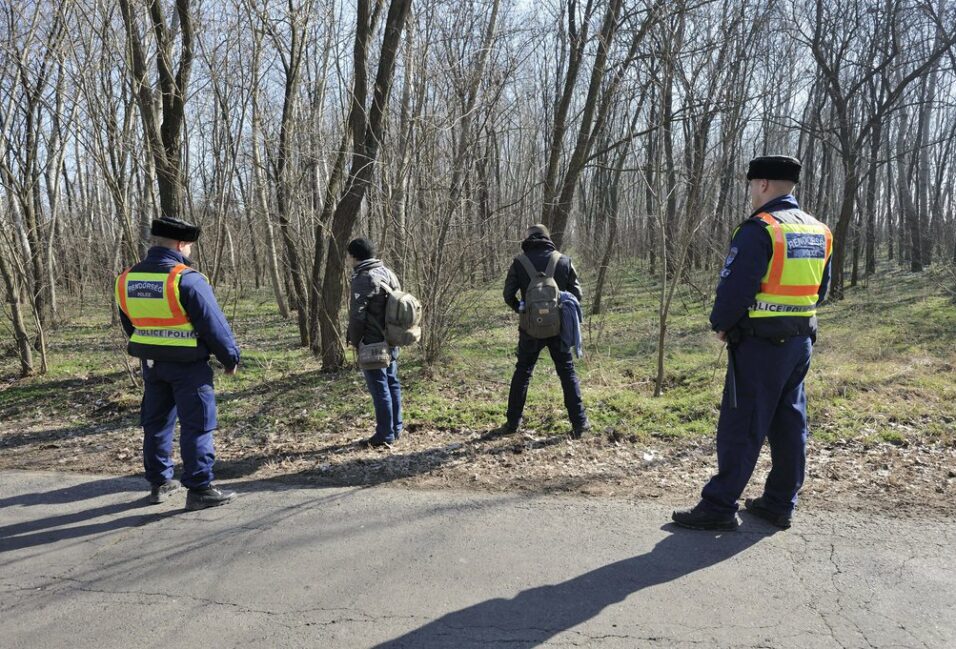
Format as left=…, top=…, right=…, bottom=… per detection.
left=850, top=216, right=860, bottom=287
left=119, top=0, right=195, bottom=220
left=896, top=111, right=923, bottom=272
left=249, top=31, right=290, bottom=319
left=864, top=121, right=881, bottom=276
left=829, top=148, right=860, bottom=299
left=318, top=0, right=412, bottom=370
left=0, top=238, right=34, bottom=376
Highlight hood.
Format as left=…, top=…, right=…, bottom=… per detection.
left=521, top=234, right=556, bottom=253
left=353, top=258, right=384, bottom=276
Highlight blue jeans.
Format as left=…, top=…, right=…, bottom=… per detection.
left=700, top=335, right=813, bottom=515
left=362, top=348, right=403, bottom=442
left=506, top=330, right=587, bottom=428
left=140, top=359, right=218, bottom=489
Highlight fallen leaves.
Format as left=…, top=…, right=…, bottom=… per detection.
left=2, top=408, right=955, bottom=516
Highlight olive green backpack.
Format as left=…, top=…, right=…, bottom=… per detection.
left=517, top=252, right=562, bottom=339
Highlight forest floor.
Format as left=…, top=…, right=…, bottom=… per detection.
left=2, top=262, right=955, bottom=516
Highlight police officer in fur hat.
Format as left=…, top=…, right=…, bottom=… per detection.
left=115, top=216, right=240, bottom=510
left=672, top=156, right=832, bottom=530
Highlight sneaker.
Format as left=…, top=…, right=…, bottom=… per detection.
left=569, top=421, right=592, bottom=440
left=671, top=506, right=738, bottom=531
left=359, top=436, right=394, bottom=449
left=185, top=485, right=236, bottom=511
left=149, top=480, right=182, bottom=504
left=744, top=497, right=792, bottom=529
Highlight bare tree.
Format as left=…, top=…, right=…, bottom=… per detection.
left=317, top=0, right=413, bottom=370
left=1, top=0, right=955, bottom=375
left=803, top=0, right=956, bottom=297
left=118, top=0, right=195, bottom=220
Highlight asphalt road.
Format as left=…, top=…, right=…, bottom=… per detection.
left=1, top=470, right=953, bottom=648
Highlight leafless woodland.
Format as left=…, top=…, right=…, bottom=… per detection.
left=1, top=0, right=955, bottom=377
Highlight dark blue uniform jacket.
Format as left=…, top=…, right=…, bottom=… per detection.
left=119, top=247, right=241, bottom=369
left=710, top=194, right=831, bottom=341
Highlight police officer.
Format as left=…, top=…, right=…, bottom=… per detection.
left=116, top=217, right=241, bottom=510
left=501, top=224, right=590, bottom=438
left=672, top=156, right=832, bottom=530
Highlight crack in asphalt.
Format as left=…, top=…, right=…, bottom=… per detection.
left=780, top=532, right=847, bottom=649
left=2, top=474, right=954, bottom=649
left=19, top=577, right=427, bottom=631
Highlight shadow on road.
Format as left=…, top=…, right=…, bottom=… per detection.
left=0, top=474, right=370, bottom=557
left=0, top=475, right=142, bottom=509
left=372, top=524, right=772, bottom=649
left=0, top=508, right=184, bottom=555
left=0, top=475, right=181, bottom=555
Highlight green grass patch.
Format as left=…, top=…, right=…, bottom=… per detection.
left=1, top=261, right=954, bottom=450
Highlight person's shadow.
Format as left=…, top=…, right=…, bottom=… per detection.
left=373, top=523, right=772, bottom=648
left=0, top=476, right=174, bottom=556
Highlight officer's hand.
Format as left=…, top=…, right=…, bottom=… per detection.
left=715, top=331, right=728, bottom=343
left=225, top=365, right=238, bottom=376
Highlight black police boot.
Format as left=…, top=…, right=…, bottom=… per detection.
left=185, top=485, right=236, bottom=511
left=744, top=497, right=792, bottom=529
left=502, top=418, right=523, bottom=435
left=149, top=479, right=182, bottom=505
left=569, top=420, right=591, bottom=440
left=671, top=506, right=738, bottom=531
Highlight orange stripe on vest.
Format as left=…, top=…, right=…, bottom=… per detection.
left=120, top=263, right=191, bottom=327
left=754, top=212, right=825, bottom=297
left=117, top=267, right=131, bottom=318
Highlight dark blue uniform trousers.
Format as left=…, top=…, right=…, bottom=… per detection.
left=506, top=330, right=587, bottom=428
left=141, top=359, right=218, bottom=489
left=700, top=335, right=813, bottom=516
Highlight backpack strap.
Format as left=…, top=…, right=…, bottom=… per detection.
left=371, top=275, right=391, bottom=295
left=517, top=252, right=562, bottom=281
left=516, top=254, right=540, bottom=280
left=543, top=251, right=561, bottom=279
left=370, top=269, right=400, bottom=295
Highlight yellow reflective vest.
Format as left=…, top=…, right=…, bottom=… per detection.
left=741, top=210, right=832, bottom=319
left=114, top=263, right=198, bottom=349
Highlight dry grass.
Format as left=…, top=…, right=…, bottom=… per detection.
left=1, top=261, right=954, bottom=513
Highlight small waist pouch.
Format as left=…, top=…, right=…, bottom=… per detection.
left=358, top=341, right=391, bottom=370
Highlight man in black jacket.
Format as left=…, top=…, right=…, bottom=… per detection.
left=502, top=224, right=590, bottom=438
left=346, top=238, right=404, bottom=448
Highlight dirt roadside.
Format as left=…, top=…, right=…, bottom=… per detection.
left=3, top=415, right=954, bottom=517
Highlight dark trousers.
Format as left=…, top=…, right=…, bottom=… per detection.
left=506, top=330, right=587, bottom=428
left=362, top=348, right=403, bottom=442
left=700, top=335, right=813, bottom=515
left=140, top=359, right=218, bottom=489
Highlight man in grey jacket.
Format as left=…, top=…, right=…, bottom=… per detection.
left=346, top=238, right=403, bottom=448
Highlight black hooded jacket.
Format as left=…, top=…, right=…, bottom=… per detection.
left=503, top=234, right=582, bottom=313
